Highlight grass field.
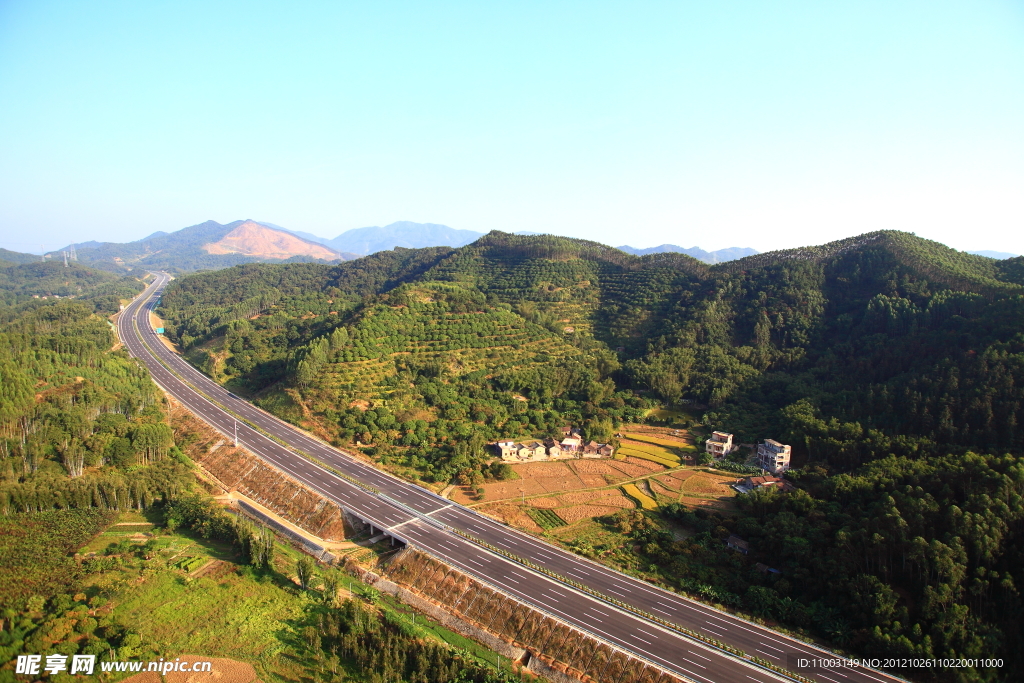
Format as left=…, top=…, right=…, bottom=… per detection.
left=621, top=483, right=658, bottom=510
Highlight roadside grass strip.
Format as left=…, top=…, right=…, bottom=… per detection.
left=621, top=484, right=658, bottom=510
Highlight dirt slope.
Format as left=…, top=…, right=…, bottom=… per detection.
left=203, top=221, right=340, bottom=260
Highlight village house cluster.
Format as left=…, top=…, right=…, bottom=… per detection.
left=494, top=425, right=614, bottom=462
left=705, top=431, right=792, bottom=475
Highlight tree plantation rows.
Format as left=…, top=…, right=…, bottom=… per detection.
left=283, top=283, right=645, bottom=484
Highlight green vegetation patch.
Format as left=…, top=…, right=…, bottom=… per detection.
left=525, top=507, right=567, bottom=529
left=0, top=509, right=114, bottom=608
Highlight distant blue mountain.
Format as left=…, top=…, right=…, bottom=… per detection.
left=305, top=221, right=485, bottom=255
left=968, top=250, right=1020, bottom=260
left=617, top=244, right=759, bottom=264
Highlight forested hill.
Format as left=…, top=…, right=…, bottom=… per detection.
left=157, top=228, right=1024, bottom=469
left=0, top=270, right=191, bottom=516
left=0, top=248, right=44, bottom=265
left=154, top=229, right=1024, bottom=671
left=0, top=260, right=146, bottom=314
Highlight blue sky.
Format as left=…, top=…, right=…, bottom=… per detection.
left=1, top=0, right=1022, bottom=254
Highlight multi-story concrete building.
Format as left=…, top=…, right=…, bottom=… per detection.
left=705, top=431, right=734, bottom=458
left=757, top=439, right=791, bottom=474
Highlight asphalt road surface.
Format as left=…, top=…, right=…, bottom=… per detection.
left=119, top=273, right=902, bottom=683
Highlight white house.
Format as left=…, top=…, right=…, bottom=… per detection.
left=705, top=431, right=734, bottom=458
left=757, top=439, right=791, bottom=474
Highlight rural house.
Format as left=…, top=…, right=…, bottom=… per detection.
left=518, top=441, right=547, bottom=460
left=560, top=437, right=581, bottom=452
left=733, top=475, right=795, bottom=494
left=705, top=431, right=734, bottom=458
left=726, top=535, right=749, bottom=554
left=757, top=439, right=792, bottom=474
left=543, top=437, right=562, bottom=458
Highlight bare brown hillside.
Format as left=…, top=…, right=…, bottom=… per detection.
left=204, top=220, right=340, bottom=260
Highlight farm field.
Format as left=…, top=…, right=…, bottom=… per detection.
left=615, top=445, right=678, bottom=468
left=624, top=432, right=699, bottom=451
left=451, top=456, right=667, bottom=505
left=622, top=483, right=658, bottom=509
left=469, top=452, right=740, bottom=530
left=681, top=470, right=740, bottom=496
left=473, top=456, right=683, bottom=528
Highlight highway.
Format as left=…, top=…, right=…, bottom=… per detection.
left=120, top=273, right=900, bottom=683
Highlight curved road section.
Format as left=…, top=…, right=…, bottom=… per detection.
left=120, top=273, right=900, bottom=683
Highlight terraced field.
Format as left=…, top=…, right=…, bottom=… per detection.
left=305, top=288, right=585, bottom=402
left=621, top=483, right=658, bottom=509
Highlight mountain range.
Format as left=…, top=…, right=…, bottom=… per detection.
left=2, top=218, right=1016, bottom=273
left=41, top=220, right=355, bottom=273
left=19, top=219, right=764, bottom=273
left=287, top=221, right=485, bottom=255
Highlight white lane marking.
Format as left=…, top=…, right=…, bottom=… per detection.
left=681, top=658, right=706, bottom=669
left=756, top=649, right=780, bottom=659
left=628, top=633, right=652, bottom=645
left=759, top=643, right=784, bottom=653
